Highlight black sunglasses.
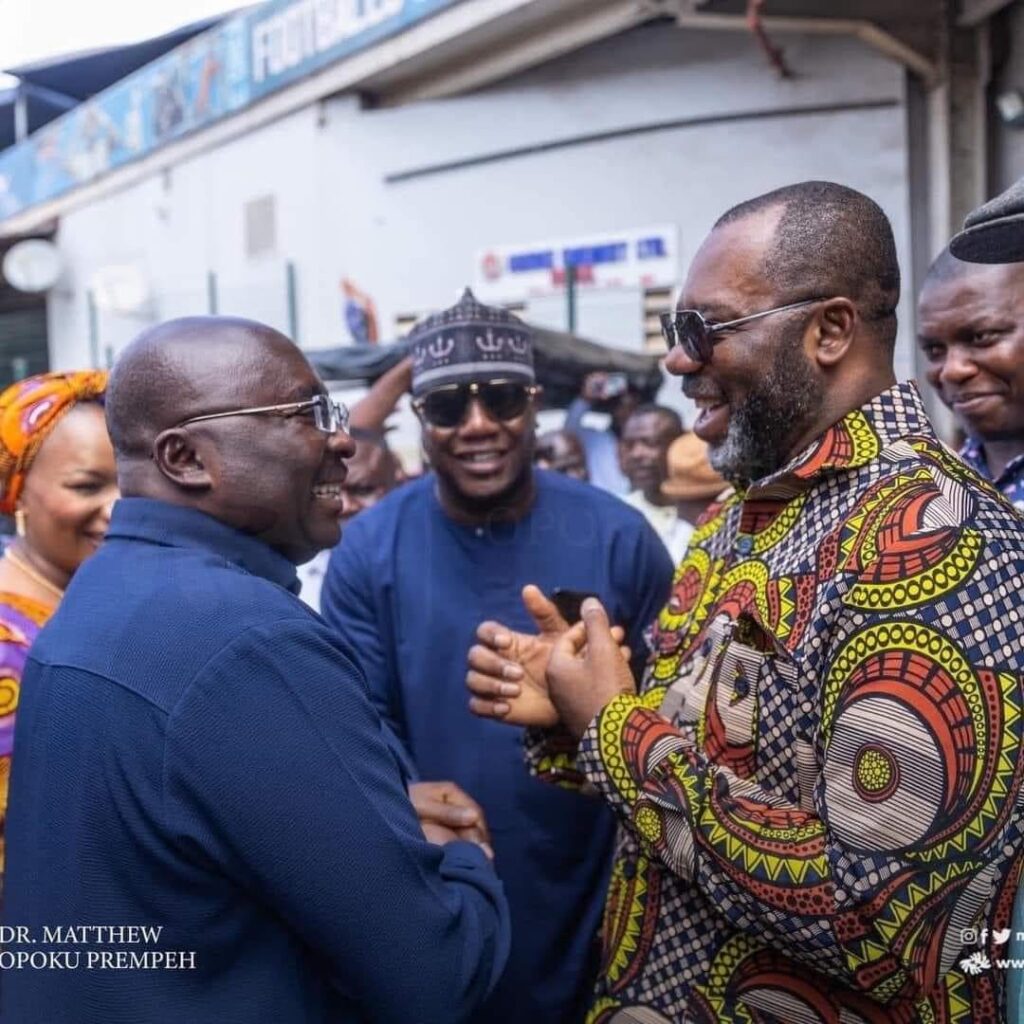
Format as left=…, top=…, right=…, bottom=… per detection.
left=659, top=298, right=827, bottom=364
left=414, top=379, right=538, bottom=429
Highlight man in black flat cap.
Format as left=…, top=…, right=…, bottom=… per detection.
left=321, top=289, right=673, bottom=1024
left=950, top=179, right=1024, bottom=1023
left=916, top=247, right=1024, bottom=510
left=950, top=176, right=1024, bottom=264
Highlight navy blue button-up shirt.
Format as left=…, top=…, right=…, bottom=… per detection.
left=959, top=436, right=1024, bottom=511
left=3, top=498, right=509, bottom=1024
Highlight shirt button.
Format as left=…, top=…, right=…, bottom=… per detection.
left=736, top=535, right=753, bottom=556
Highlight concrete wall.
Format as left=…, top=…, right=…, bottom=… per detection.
left=49, top=20, right=916, bottom=380
left=990, top=1, right=1024, bottom=195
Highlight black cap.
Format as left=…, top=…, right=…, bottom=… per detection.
left=950, top=177, right=1024, bottom=264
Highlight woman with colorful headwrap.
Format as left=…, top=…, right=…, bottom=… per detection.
left=0, top=370, right=114, bottom=889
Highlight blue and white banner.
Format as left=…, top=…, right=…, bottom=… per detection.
left=0, top=0, right=460, bottom=221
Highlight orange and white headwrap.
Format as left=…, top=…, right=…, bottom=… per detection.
left=0, top=371, right=109, bottom=516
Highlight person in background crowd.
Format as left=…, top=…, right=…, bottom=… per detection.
left=322, top=289, right=673, bottom=1024
left=947, top=173, right=1024, bottom=1023
left=659, top=431, right=724, bottom=562
left=618, top=405, right=684, bottom=551
left=298, top=429, right=405, bottom=611
left=0, top=371, right=114, bottom=892
left=297, top=357, right=412, bottom=610
left=534, top=428, right=589, bottom=481
left=339, top=429, right=405, bottom=528
left=917, top=247, right=1024, bottom=509
left=3, top=317, right=509, bottom=1024
left=565, top=371, right=650, bottom=494
left=468, top=181, right=1024, bottom=1021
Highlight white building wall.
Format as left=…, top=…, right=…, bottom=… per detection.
left=48, top=22, right=915, bottom=379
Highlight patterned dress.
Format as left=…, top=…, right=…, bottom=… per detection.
left=528, top=382, right=1024, bottom=1023
left=0, top=592, right=53, bottom=888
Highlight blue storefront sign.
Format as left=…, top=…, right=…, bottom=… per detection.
left=0, top=0, right=460, bottom=222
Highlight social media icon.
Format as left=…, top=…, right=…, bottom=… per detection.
left=994, top=928, right=1012, bottom=945
left=961, top=928, right=979, bottom=945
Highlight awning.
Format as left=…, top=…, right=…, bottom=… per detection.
left=306, top=326, right=663, bottom=408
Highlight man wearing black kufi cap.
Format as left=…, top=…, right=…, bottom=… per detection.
left=322, top=289, right=673, bottom=1024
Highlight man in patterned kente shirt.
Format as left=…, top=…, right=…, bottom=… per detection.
left=917, top=248, right=1024, bottom=511
left=467, top=181, right=1024, bottom=1022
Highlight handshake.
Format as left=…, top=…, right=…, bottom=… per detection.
left=411, top=584, right=635, bottom=854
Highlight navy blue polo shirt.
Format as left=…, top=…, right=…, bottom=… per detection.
left=2, top=498, right=509, bottom=1024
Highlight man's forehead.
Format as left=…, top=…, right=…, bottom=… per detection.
left=681, top=212, right=780, bottom=312
left=180, top=327, right=318, bottom=401
left=624, top=412, right=670, bottom=437
left=919, top=264, right=1024, bottom=320
left=245, top=345, right=321, bottom=402
left=921, top=263, right=1022, bottom=302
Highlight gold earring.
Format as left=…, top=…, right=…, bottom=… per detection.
left=14, top=509, right=26, bottom=537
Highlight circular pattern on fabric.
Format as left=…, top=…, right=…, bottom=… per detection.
left=652, top=548, right=724, bottom=683
left=820, top=622, right=1006, bottom=860
left=751, top=494, right=807, bottom=555
left=836, top=470, right=984, bottom=611
left=698, top=935, right=841, bottom=1024
left=845, top=529, right=982, bottom=610
left=633, top=805, right=663, bottom=844
left=607, top=1007, right=674, bottom=1024
left=853, top=744, right=900, bottom=802
left=0, top=672, right=19, bottom=717
left=598, top=695, right=640, bottom=804
left=825, top=697, right=944, bottom=851
left=689, top=492, right=739, bottom=546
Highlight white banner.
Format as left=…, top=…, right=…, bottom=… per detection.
left=474, top=225, right=679, bottom=303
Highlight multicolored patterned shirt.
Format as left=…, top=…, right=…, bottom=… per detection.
left=959, top=436, right=1024, bottom=511
left=0, top=591, right=53, bottom=889
left=528, top=382, right=1024, bottom=1023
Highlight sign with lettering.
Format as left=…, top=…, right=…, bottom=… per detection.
left=474, top=226, right=679, bottom=302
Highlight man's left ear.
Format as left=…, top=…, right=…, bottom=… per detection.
left=812, top=298, right=857, bottom=367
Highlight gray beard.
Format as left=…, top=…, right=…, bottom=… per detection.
left=708, top=327, right=824, bottom=488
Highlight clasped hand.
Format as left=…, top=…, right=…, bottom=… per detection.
left=409, top=780, right=493, bottom=858
left=465, top=584, right=636, bottom=739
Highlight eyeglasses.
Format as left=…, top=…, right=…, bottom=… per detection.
left=413, top=379, right=538, bottom=429
left=176, top=394, right=350, bottom=434
left=659, top=298, right=827, bottom=364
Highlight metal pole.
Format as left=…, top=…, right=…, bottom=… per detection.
left=206, top=271, right=218, bottom=315
left=87, top=290, right=100, bottom=368
left=565, top=263, right=577, bottom=334
left=13, top=89, right=28, bottom=143
left=286, top=260, right=298, bottom=342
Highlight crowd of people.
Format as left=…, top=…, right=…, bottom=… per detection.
left=0, top=177, right=1021, bottom=1023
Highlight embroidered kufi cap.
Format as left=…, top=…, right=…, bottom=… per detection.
left=409, top=288, right=534, bottom=397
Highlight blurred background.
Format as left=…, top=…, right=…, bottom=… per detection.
left=0, top=0, right=1018, bottom=456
